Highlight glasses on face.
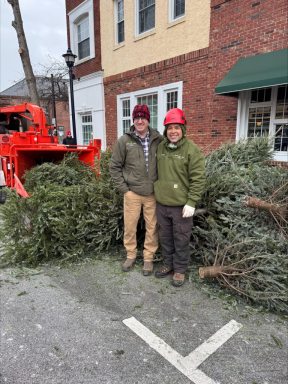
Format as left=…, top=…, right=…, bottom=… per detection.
left=134, top=117, right=147, bottom=122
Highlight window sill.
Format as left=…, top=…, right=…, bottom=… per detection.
left=134, top=29, right=156, bottom=42
left=75, top=55, right=95, bottom=66
left=113, top=42, right=125, bottom=51
left=167, top=16, right=186, bottom=29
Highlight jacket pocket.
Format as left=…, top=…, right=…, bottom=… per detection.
left=154, top=180, right=187, bottom=205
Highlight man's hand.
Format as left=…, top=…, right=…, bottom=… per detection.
left=182, top=205, right=195, bottom=218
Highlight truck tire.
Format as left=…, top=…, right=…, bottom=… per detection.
left=0, top=188, right=6, bottom=204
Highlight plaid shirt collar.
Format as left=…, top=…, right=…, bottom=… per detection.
left=134, top=128, right=150, bottom=141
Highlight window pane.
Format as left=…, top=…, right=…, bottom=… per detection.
left=166, top=91, right=178, bottom=110
left=77, top=17, right=90, bottom=59
left=78, top=38, right=90, bottom=60
left=78, top=18, right=89, bottom=42
left=137, top=94, right=158, bottom=129
left=248, top=106, right=271, bottom=138
left=250, top=88, right=271, bottom=103
left=275, top=85, right=288, bottom=119
left=117, top=0, right=124, bottom=21
left=82, top=114, right=93, bottom=145
left=123, top=119, right=131, bottom=133
left=82, top=115, right=92, bottom=123
left=122, top=99, right=130, bottom=117
left=274, top=124, right=288, bottom=152
left=117, top=0, right=125, bottom=43
left=117, top=21, right=124, bottom=43
left=174, top=0, right=185, bottom=18
left=139, top=0, right=155, bottom=33
left=122, top=99, right=131, bottom=134
left=139, top=0, right=155, bottom=9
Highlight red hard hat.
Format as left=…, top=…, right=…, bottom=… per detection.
left=67, top=131, right=71, bottom=136
left=164, top=108, right=186, bottom=126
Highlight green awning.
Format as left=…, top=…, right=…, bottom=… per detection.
left=215, top=48, right=288, bottom=95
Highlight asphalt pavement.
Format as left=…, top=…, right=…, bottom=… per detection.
left=0, top=257, right=287, bottom=384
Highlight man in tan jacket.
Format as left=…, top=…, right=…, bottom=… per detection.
left=110, top=104, right=162, bottom=276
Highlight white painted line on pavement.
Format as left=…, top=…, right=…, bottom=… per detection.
left=123, top=317, right=217, bottom=384
left=123, top=316, right=242, bottom=384
left=123, top=316, right=184, bottom=362
left=182, top=319, right=243, bottom=368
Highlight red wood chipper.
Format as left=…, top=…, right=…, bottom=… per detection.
left=0, top=103, right=101, bottom=203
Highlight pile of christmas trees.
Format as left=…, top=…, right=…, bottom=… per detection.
left=193, top=138, right=287, bottom=313
left=0, top=152, right=123, bottom=265
left=0, top=138, right=287, bottom=312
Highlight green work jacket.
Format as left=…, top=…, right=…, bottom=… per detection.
left=110, top=127, right=162, bottom=196
left=154, top=138, right=205, bottom=207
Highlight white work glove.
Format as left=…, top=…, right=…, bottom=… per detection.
left=182, top=205, right=195, bottom=218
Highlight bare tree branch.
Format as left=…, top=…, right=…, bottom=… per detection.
left=8, top=0, right=40, bottom=105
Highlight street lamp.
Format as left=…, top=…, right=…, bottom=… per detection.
left=62, top=48, right=77, bottom=144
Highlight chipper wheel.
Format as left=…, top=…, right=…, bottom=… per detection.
left=0, top=187, right=6, bottom=204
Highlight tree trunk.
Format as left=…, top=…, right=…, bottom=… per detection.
left=199, top=266, right=228, bottom=278
left=8, top=0, right=40, bottom=105
left=245, top=196, right=287, bottom=218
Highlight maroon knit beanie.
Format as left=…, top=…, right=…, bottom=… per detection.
left=132, top=104, right=150, bottom=122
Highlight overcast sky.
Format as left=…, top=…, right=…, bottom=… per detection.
left=0, top=0, right=67, bottom=92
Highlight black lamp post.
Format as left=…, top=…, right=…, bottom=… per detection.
left=62, top=48, right=77, bottom=144
left=50, top=74, right=57, bottom=127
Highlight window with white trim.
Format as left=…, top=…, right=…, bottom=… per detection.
left=169, top=0, right=185, bottom=21
left=274, top=85, right=288, bottom=152
left=137, top=94, right=158, bottom=129
left=82, top=114, right=93, bottom=145
left=137, top=0, right=155, bottom=35
left=166, top=90, right=178, bottom=110
left=237, top=85, right=288, bottom=161
left=115, top=0, right=124, bottom=44
left=77, top=16, right=90, bottom=60
left=68, top=0, right=95, bottom=63
left=117, top=82, right=183, bottom=136
left=121, top=99, right=131, bottom=133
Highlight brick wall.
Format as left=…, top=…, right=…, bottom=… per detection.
left=71, top=0, right=287, bottom=155
left=65, top=0, right=102, bottom=79
left=104, top=48, right=210, bottom=149
left=55, top=101, right=70, bottom=133
left=207, top=0, right=288, bottom=149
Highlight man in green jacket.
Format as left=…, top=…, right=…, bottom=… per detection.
left=154, top=108, right=205, bottom=287
left=110, top=104, right=162, bottom=275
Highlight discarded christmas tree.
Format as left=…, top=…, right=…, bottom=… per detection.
left=0, top=138, right=287, bottom=313
left=0, top=152, right=123, bottom=266
left=193, top=138, right=288, bottom=313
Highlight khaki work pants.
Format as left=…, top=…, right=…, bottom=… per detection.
left=123, top=191, right=158, bottom=261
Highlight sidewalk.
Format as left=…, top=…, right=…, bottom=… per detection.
left=1, top=258, right=287, bottom=384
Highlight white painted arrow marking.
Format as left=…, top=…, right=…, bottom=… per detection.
left=123, top=317, right=242, bottom=384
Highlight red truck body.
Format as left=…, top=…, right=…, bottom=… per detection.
left=0, top=103, right=101, bottom=200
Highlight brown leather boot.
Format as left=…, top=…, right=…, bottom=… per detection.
left=155, top=265, right=173, bottom=278
left=122, top=258, right=136, bottom=272
left=143, top=261, right=153, bottom=276
left=172, top=273, right=185, bottom=287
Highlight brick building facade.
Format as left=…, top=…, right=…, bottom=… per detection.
left=64, top=0, right=105, bottom=147
left=65, top=0, right=288, bottom=160
left=66, top=0, right=102, bottom=77
left=104, top=48, right=210, bottom=148
left=207, top=0, right=288, bottom=152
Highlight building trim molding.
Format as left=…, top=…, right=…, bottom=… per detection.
left=104, top=47, right=209, bottom=85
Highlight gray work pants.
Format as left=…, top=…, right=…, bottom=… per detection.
left=156, top=203, right=193, bottom=274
